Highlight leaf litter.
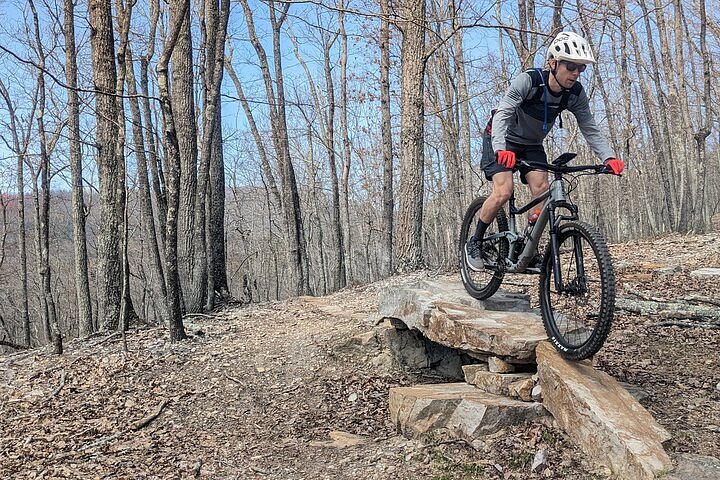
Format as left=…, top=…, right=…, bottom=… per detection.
left=1, top=234, right=719, bottom=479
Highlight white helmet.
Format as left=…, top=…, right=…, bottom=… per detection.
left=547, top=31, right=595, bottom=64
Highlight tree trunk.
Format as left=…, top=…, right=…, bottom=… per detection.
left=89, top=0, right=122, bottom=331
left=339, top=0, right=353, bottom=285
left=114, top=0, right=139, bottom=330
left=157, top=0, right=190, bottom=341
left=197, top=0, right=230, bottom=309
left=0, top=80, right=33, bottom=347
left=396, top=0, right=427, bottom=272
left=126, top=45, right=168, bottom=311
left=63, top=0, right=93, bottom=337
left=170, top=0, right=201, bottom=313
left=693, top=0, right=712, bottom=231
left=29, top=0, right=62, bottom=353
left=380, top=0, right=394, bottom=276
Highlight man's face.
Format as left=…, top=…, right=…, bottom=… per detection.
left=551, top=59, right=587, bottom=88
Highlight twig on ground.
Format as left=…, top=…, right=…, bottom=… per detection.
left=650, top=320, right=720, bottom=330
left=43, top=371, right=67, bottom=405
left=0, top=339, right=29, bottom=350
left=224, top=373, right=245, bottom=385
left=682, top=295, right=720, bottom=307
left=79, top=431, right=125, bottom=451
left=132, top=399, right=169, bottom=430
left=420, top=438, right=475, bottom=450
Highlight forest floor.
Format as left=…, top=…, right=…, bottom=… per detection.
left=1, top=233, right=719, bottom=479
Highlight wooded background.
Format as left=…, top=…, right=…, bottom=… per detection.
left=0, top=0, right=717, bottom=352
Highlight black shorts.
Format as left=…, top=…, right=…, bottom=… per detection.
left=481, top=135, right=547, bottom=184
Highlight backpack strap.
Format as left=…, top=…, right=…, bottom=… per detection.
left=526, top=68, right=549, bottom=133
left=557, top=82, right=582, bottom=128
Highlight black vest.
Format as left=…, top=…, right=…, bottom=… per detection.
left=520, top=69, right=582, bottom=128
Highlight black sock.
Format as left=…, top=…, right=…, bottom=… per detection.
left=471, top=220, right=490, bottom=242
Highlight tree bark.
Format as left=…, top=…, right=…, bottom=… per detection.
left=63, top=0, right=93, bottom=337
left=0, top=80, right=33, bottom=347
left=126, top=45, right=168, bottom=310
left=197, top=0, right=230, bottom=309
left=157, top=0, right=190, bottom=341
left=29, top=0, right=62, bottom=353
left=380, top=0, right=394, bottom=276
left=89, top=0, right=122, bottom=331
left=339, top=0, right=353, bottom=285
left=396, top=0, right=427, bottom=272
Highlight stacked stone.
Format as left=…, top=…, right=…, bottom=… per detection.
left=380, top=280, right=708, bottom=480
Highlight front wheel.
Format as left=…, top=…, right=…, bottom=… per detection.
left=539, top=221, right=615, bottom=360
left=459, top=196, right=509, bottom=300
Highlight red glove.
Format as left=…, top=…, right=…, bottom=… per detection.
left=605, top=158, right=624, bottom=175
left=497, top=150, right=516, bottom=169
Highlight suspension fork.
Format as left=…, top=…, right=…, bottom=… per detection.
left=548, top=209, right=564, bottom=291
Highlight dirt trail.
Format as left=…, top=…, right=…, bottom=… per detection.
left=1, top=235, right=719, bottom=479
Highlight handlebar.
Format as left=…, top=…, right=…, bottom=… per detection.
left=518, top=159, right=615, bottom=176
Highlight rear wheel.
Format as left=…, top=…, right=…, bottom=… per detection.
left=459, top=196, right=509, bottom=299
left=539, top=221, right=615, bottom=360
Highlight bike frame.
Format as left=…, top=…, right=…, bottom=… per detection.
left=482, top=156, right=603, bottom=291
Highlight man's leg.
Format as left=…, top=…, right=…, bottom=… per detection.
left=523, top=170, right=549, bottom=268
left=524, top=170, right=549, bottom=203
left=465, top=171, right=514, bottom=271
left=472, top=171, right=514, bottom=242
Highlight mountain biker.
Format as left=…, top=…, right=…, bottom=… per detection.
left=465, top=31, right=624, bottom=271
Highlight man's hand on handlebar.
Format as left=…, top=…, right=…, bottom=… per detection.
left=604, top=158, right=624, bottom=175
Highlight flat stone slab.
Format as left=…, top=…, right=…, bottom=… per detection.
left=389, top=383, right=547, bottom=440
left=462, top=367, right=532, bottom=396
left=689, top=268, right=720, bottom=279
left=536, top=341, right=672, bottom=480
left=378, top=282, right=546, bottom=362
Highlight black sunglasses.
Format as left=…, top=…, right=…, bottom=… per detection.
left=561, top=61, right=587, bottom=73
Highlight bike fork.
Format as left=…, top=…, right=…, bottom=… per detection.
left=550, top=227, right=587, bottom=293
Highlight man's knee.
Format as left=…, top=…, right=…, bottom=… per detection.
left=530, top=181, right=549, bottom=197
left=490, top=183, right=513, bottom=204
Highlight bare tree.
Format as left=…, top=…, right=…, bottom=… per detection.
left=126, top=46, right=167, bottom=313
left=197, top=0, right=230, bottom=309
left=171, top=0, right=202, bottom=313
left=693, top=0, right=712, bottom=231
left=64, top=0, right=93, bottom=336
left=29, top=0, right=62, bottom=353
left=0, top=80, right=34, bottom=347
left=338, top=0, right=353, bottom=284
left=379, top=0, right=394, bottom=276
left=288, top=19, right=346, bottom=291
left=89, top=0, right=122, bottom=331
left=157, top=0, right=191, bottom=341
left=396, top=0, right=427, bottom=272
left=238, top=0, right=308, bottom=295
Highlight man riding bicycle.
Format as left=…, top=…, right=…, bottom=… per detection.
left=466, top=31, right=624, bottom=271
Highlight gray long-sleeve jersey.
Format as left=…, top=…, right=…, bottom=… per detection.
left=491, top=70, right=615, bottom=161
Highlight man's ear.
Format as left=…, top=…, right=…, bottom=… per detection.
left=548, top=58, right=557, bottom=70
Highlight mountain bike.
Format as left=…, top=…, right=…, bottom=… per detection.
left=459, top=153, right=617, bottom=360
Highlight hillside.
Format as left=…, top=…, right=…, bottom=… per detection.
left=1, top=234, right=719, bottom=479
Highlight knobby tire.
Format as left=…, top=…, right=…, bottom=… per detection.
left=459, top=196, right=509, bottom=300
left=539, top=221, right=615, bottom=360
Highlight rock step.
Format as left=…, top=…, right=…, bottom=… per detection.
left=536, top=341, right=672, bottom=480
left=389, top=383, right=547, bottom=441
left=378, top=281, right=546, bottom=363
left=462, top=366, right=533, bottom=397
